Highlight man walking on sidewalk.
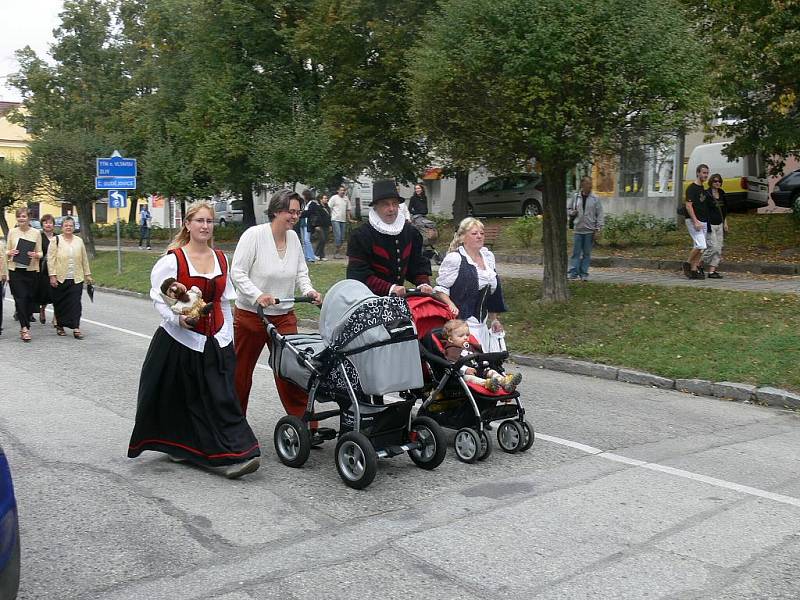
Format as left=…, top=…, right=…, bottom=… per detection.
left=138, top=202, right=152, bottom=250
left=682, top=164, right=709, bottom=279
left=329, top=185, right=351, bottom=259
left=568, top=176, right=604, bottom=281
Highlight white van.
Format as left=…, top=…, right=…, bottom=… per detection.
left=685, top=142, right=769, bottom=211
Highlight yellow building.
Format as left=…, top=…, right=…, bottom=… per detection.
left=1, top=101, right=143, bottom=228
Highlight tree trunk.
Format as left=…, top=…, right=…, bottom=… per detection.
left=452, top=169, right=469, bottom=223
left=540, top=164, right=569, bottom=303
left=241, top=183, right=256, bottom=227
left=76, top=199, right=97, bottom=258
left=127, top=195, right=138, bottom=224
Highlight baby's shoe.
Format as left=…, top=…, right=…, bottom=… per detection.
left=484, top=377, right=500, bottom=392
left=501, top=372, right=522, bottom=392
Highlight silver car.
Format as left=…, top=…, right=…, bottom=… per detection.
left=467, top=174, right=543, bottom=217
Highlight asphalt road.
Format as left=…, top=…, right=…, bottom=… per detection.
left=1, top=291, right=799, bottom=600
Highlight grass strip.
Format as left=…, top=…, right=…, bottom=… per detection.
left=91, top=252, right=800, bottom=392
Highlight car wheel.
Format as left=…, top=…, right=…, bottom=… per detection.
left=522, top=199, right=542, bottom=217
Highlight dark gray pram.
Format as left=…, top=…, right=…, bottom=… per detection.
left=265, top=279, right=447, bottom=489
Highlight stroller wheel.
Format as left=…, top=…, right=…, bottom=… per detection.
left=335, top=432, right=378, bottom=489
left=273, top=416, right=311, bottom=468
left=497, top=420, right=525, bottom=453
left=477, top=430, right=493, bottom=461
left=408, top=416, right=447, bottom=470
left=454, top=428, right=481, bottom=464
left=518, top=420, right=535, bottom=452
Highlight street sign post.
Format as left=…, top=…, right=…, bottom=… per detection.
left=107, top=190, right=128, bottom=274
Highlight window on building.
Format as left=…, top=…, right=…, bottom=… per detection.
left=619, top=144, right=645, bottom=197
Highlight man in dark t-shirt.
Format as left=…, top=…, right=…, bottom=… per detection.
left=683, top=164, right=709, bottom=279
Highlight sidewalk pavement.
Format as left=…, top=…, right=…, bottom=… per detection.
left=94, top=243, right=799, bottom=295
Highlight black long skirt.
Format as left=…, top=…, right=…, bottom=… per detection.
left=34, top=236, right=53, bottom=307
left=52, top=279, right=83, bottom=329
left=9, top=270, right=37, bottom=329
left=128, top=329, right=261, bottom=467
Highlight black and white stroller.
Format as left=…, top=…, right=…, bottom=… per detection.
left=264, top=279, right=447, bottom=489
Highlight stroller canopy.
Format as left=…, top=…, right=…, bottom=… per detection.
left=319, top=279, right=424, bottom=395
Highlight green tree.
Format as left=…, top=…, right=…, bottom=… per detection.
left=682, top=1, right=800, bottom=173
left=407, top=0, right=707, bottom=302
left=254, top=106, right=341, bottom=190
left=293, top=0, right=435, bottom=181
left=26, top=129, right=110, bottom=257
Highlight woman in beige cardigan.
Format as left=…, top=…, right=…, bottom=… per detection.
left=5, top=207, right=43, bottom=342
left=47, top=216, right=92, bottom=339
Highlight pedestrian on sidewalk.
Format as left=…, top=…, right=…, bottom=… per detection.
left=567, top=176, right=604, bottom=281
left=329, top=185, right=351, bottom=259
left=5, top=207, right=43, bottom=342
left=682, top=164, right=709, bottom=279
left=47, top=217, right=92, bottom=339
left=702, top=173, right=728, bottom=278
left=299, top=189, right=318, bottom=262
left=138, top=202, right=152, bottom=250
left=128, top=200, right=261, bottom=479
left=310, top=192, right=331, bottom=260
left=230, top=190, right=322, bottom=421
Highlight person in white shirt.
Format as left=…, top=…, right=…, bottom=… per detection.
left=230, top=189, right=322, bottom=419
left=328, top=185, right=351, bottom=258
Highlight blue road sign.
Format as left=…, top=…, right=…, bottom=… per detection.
left=96, top=176, right=136, bottom=190
left=97, top=157, right=137, bottom=177
left=108, top=190, right=128, bottom=209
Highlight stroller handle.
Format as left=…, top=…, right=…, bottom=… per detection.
left=256, top=297, right=319, bottom=320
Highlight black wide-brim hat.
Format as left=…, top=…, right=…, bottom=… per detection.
left=369, top=179, right=405, bottom=206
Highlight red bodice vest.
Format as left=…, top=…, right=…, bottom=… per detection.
left=169, top=248, right=227, bottom=337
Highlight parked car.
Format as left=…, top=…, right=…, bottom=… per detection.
left=213, top=200, right=244, bottom=227
left=54, top=216, right=81, bottom=233
left=770, top=168, right=800, bottom=208
left=467, top=174, right=543, bottom=217
left=0, top=442, right=20, bottom=600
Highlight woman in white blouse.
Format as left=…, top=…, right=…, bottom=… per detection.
left=433, top=217, right=509, bottom=352
left=230, top=190, right=321, bottom=419
left=128, top=200, right=261, bottom=479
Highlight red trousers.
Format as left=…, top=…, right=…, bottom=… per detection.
left=234, top=307, right=309, bottom=418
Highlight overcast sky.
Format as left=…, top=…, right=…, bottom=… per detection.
left=0, top=0, right=64, bottom=102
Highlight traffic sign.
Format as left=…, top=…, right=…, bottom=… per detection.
left=97, top=157, right=137, bottom=177
left=96, top=176, right=136, bottom=190
left=108, top=190, right=128, bottom=208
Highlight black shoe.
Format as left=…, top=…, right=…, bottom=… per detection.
left=707, top=271, right=722, bottom=279
left=689, top=270, right=702, bottom=279
left=682, top=262, right=691, bottom=278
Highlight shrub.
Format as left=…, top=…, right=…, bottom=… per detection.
left=507, top=216, right=542, bottom=248
left=602, top=213, right=676, bottom=247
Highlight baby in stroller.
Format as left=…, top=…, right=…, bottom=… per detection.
left=442, top=319, right=521, bottom=393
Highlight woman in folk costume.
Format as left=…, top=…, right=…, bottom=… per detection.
left=128, top=200, right=260, bottom=479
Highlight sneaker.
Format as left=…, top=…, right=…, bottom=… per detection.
left=567, top=273, right=579, bottom=280
left=580, top=275, right=589, bottom=282
left=319, top=257, right=328, bottom=261
left=146, top=246, right=152, bottom=250
left=224, top=457, right=260, bottom=479
left=484, top=377, right=500, bottom=392
left=707, top=272, right=722, bottom=279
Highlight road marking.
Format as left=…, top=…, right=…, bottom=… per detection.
left=537, top=433, right=800, bottom=508
left=20, top=299, right=798, bottom=509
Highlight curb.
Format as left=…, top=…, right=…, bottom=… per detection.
left=92, top=287, right=799, bottom=411
left=493, top=253, right=800, bottom=276
left=509, top=353, right=800, bottom=411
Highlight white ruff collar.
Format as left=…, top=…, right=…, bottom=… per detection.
left=368, top=207, right=405, bottom=235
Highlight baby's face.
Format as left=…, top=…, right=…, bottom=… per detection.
left=450, top=328, right=470, bottom=348
left=168, top=282, right=186, bottom=299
